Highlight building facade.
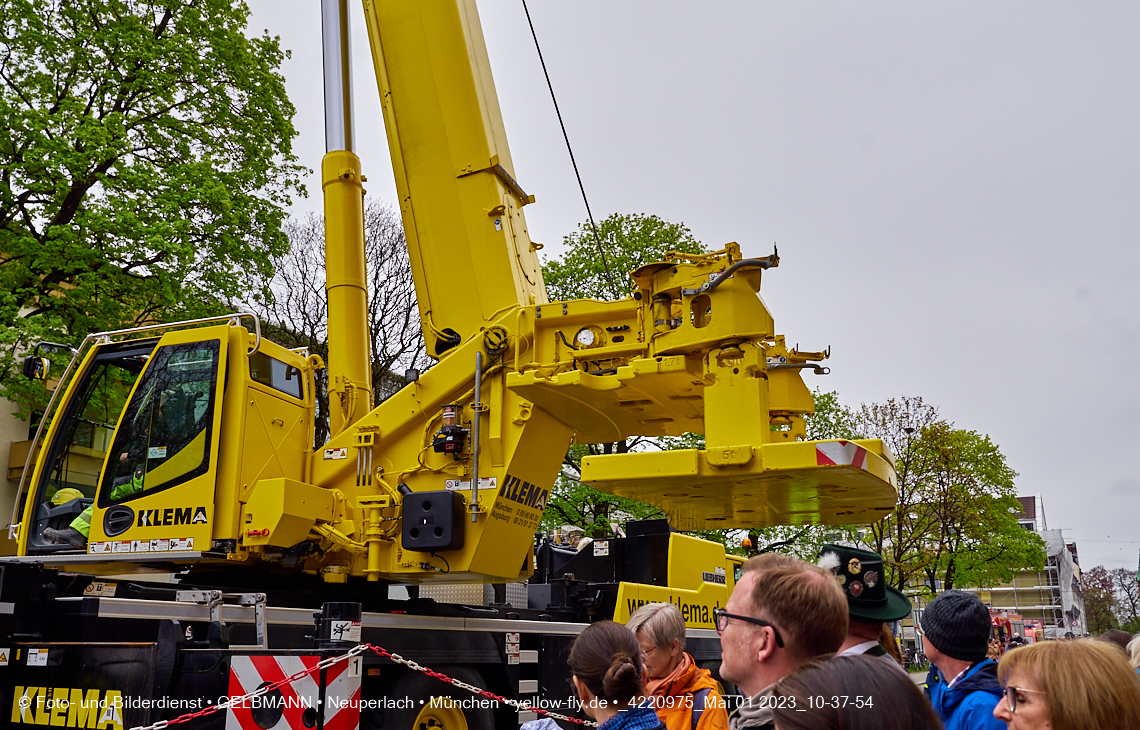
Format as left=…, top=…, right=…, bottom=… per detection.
left=961, top=495, right=1086, bottom=639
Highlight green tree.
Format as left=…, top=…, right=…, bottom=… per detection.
left=538, top=213, right=704, bottom=537
left=804, top=388, right=858, bottom=441
left=917, top=423, right=1045, bottom=590
left=817, top=394, right=1045, bottom=595
left=543, top=213, right=702, bottom=301
left=843, top=396, right=943, bottom=591
left=0, top=0, right=304, bottom=414
left=1083, top=565, right=1120, bottom=634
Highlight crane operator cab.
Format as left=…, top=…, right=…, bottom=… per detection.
left=42, top=342, right=218, bottom=549
left=15, top=317, right=316, bottom=564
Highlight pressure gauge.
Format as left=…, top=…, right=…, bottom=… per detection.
left=575, top=328, right=597, bottom=348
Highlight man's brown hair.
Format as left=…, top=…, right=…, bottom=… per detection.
left=741, top=553, right=848, bottom=662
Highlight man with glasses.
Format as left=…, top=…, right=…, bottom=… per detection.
left=716, top=553, right=848, bottom=730
left=919, top=590, right=1005, bottom=730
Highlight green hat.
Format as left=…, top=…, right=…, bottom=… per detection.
left=817, top=544, right=912, bottom=623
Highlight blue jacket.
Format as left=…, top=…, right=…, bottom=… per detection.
left=924, top=659, right=1005, bottom=730
left=599, top=705, right=667, bottom=730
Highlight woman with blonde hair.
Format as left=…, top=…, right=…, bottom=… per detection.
left=993, top=639, right=1140, bottom=729
left=626, top=602, right=728, bottom=730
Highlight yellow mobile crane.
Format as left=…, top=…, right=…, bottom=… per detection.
left=10, top=0, right=895, bottom=583
left=1, top=2, right=897, bottom=727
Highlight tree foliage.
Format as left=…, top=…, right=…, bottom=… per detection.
left=0, top=0, right=303, bottom=414
left=1081, top=566, right=1140, bottom=634
left=1109, top=567, right=1140, bottom=632
left=1082, top=565, right=1119, bottom=634
left=805, top=392, right=1046, bottom=594
left=543, top=213, right=702, bottom=301
left=916, top=423, right=1043, bottom=591
left=247, top=200, right=430, bottom=446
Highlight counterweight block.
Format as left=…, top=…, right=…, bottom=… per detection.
left=581, top=438, right=897, bottom=530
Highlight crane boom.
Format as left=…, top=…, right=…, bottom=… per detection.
left=362, top=0, right=547, bottom=358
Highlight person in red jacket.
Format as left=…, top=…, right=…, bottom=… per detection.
left=627, top=602, right=729, bottom=730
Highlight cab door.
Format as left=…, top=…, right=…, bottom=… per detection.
left=85, top=327, right=229, bottom=556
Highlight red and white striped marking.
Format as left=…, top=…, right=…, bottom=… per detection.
left=323, top=656, right=362, bottom=730
left=815, top=441, right=869, bottom=470
left=226, top=655, right=360, bottom=730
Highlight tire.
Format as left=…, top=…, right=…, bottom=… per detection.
left=379, top=666, right=494, bottom=730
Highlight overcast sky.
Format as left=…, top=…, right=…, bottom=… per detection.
left=247, top=1, right=1140, bottom=571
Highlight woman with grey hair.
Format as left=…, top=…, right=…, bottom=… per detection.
left=626, top=602, right=728, bottom=730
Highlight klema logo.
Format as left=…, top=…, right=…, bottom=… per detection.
left=11, top=687, right=123, bottom=730
left=625, top=597, right=719, bottom=627
left=136, top=506, right=208, bottom=527
left=498, top=474, right=549, bottom=510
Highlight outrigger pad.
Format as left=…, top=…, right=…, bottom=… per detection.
left=581, top=439, right=898, bottom=530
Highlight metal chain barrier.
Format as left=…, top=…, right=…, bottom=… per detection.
left=367, top=644, right=595, bottom=727
left=128, top=642, right=595, bottom=730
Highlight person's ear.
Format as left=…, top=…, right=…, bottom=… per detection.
left=671, top=639, right=682, bottom=660
left=573, top=676, right=590, bottom=705
left=754, top=626, right=780, bottom=663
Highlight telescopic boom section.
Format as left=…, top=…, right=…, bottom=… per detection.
left=361, top=0, right=548, bottom=359
left=323, top=0, right=373, bottom=434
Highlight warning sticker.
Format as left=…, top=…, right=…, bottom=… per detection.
left=330, top=620, right=362, bottom=643
left=445, top=477, right=498, bottom=491
left=148, top=446, right=168, bottom=459
left=323, top=447, right=348, bottom=460
left=0, top=648, right=9, bottom=666
left=593, top=540, right=610, bottom=556
left=91, top=538, right=193, bottom=554
left=27, top=648, right=48, bottom=667
left=83, top=582, right=118, bottom=598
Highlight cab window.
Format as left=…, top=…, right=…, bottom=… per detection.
left=98, top=341, right=220, bottom=506
left=249, top=351, right=303, bottom=400
left=32, top=344, right=151, bottom=506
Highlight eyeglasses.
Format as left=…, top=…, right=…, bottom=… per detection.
left=712, top=608, right=785, bottom=648
left=1004, top=686, right=1046, bottom=713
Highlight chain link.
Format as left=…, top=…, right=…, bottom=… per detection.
left=367, top=645, right=595, bottom=726
left=128, top=642, right=595, bottom=730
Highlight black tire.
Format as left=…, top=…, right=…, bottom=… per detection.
left=379, top=666, right=494, bottom=730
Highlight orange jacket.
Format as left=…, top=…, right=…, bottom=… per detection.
left=647, top=653, right=729, bottom=730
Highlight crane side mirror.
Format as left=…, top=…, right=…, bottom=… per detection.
left=22, top=356, right=48, bottom=380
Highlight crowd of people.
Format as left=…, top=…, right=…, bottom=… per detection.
left=521, top=544, right=1140, bottom=730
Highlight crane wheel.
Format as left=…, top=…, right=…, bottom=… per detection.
left=382, top=667, right=493, bottom=730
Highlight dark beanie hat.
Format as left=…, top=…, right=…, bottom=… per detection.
left=920, top=590, right=991, bottom=662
